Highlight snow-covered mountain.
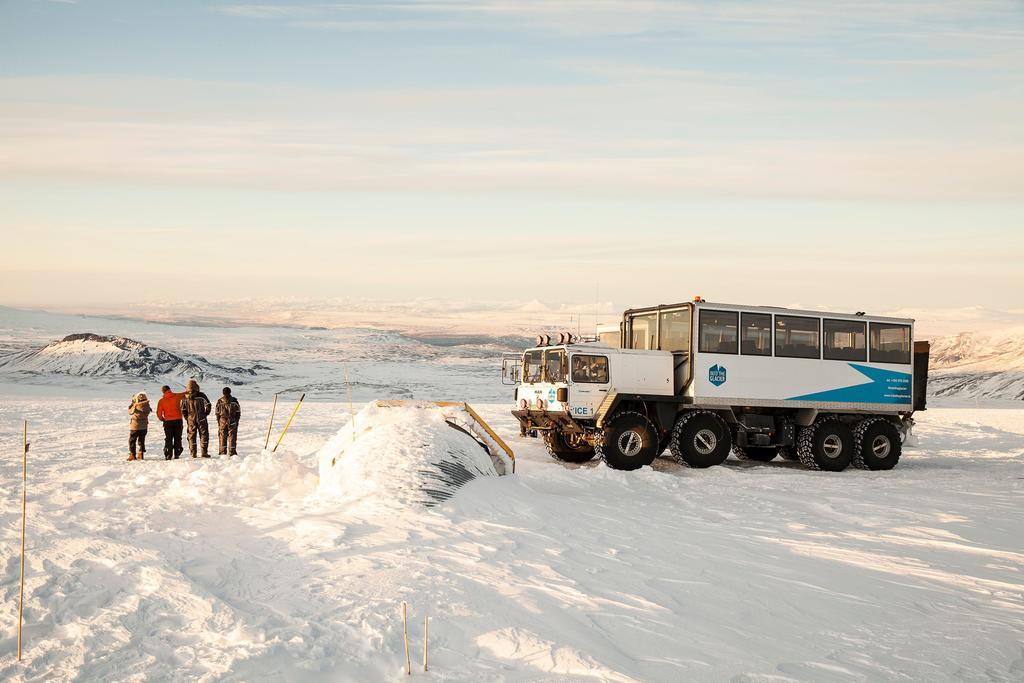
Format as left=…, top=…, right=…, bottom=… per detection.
left=0, top=333, right=258, bottom=384
left=928, top=327, right=1024, bottom=400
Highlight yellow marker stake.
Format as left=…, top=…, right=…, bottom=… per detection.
left=264, top=394, right=278, bottom=450
left=272, top=393, right=305, bottom=453
left=18, top=420, right=28, bottom=661
left=344, top=367, right=355, bottom=444
left=402, top=602, right=411, bottom=675
left=423, top=614, right=429, bottom=672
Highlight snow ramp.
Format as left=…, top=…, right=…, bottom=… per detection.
left=317, top=400, right=514, bottom=509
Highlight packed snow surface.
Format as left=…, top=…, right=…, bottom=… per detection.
left=1, top=398, right=1023, bottom=681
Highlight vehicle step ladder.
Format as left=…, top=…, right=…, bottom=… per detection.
left=595, top=392, right=618, bottom=429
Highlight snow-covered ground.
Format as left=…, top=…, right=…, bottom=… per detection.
left=1, top=397, right=1022, bottom=681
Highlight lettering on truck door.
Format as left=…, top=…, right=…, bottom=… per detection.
left=569, top=353, right=610, bottom=418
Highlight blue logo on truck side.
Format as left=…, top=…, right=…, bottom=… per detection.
left=709, top=364, right=727, bottom=386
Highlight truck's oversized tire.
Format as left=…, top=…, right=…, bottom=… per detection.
left=733, top=446, right=778, bottom=462
left=543, top=430, right=596, bottom=464
left=669, top=411, right=731, bottom=468
left=597, top=411, right=659, bottom=471
left=797, top=419, right=853, bottom=472
left=853, top=418, right=902, bottom=470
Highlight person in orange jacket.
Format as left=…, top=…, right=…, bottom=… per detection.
left=157, top=385, right=185, bottom=459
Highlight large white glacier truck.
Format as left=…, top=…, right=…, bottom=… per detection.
left=503, top=298, right=929, bottom=472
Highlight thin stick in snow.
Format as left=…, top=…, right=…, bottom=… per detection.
left=423, top=614, right=429, bottom=672
left=18, top=419, right=29, bottom=661
left=402, top=601, right=411, bottom=675
left=264, top=394, right=278, bottom=450
left=344, top=366, right=355, bottom=444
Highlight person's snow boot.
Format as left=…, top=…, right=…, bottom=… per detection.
left=127, top=453, right=137, bottom=462
left=139, top=452, right=144, bottom=460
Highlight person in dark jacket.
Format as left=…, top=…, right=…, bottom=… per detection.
left=157, top=384, right=185, bottom=459
left=215, top=387, right=241, bottom=456
left=128, top=392, right=152, bottom=461
left=180, top=379, right=212, bottom=458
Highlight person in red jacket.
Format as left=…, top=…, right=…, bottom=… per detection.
left=157, top=385, right=185, bottom=459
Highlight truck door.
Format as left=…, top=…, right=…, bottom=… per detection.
left=568, top=353, right=610, bottom=419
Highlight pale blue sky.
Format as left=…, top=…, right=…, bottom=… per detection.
left=1, top=0, right=1022, bottom=320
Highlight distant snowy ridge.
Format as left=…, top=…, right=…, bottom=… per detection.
left=0, top=333, right=258, bottom=384
left=928, top=327, right=1024, bottom=400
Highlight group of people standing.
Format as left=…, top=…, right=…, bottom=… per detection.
left=127, top=379, right=242, bottom=461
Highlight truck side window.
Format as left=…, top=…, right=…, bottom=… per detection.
left=544, top=350, right=566, bottom=382
left=571, top=355, right=609, bottom=383
left=659, top=309, right=691, bottom=353
left=824, top=319, right=867, bottom=361
left=629, top=313, right=657, bottom=350
left=698, top=310, right=738, bottom=354
left=775, top=315, right=820, bottom=359
left=870, top=323, right=911, bottom=364
left=740, top=312, right=771, bottom=356
left=523, top=350, right=543, bottom=383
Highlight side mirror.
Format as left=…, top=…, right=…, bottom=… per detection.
left=556, top=387, right=568, bottom=403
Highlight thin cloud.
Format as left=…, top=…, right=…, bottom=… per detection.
left=216, top=0, right=1024, bottom=40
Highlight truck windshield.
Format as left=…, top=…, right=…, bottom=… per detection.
left=523, top=350, right=543, bottom=383
left=545, top=350, right=566, bottom=383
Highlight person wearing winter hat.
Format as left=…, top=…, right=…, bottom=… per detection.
left=127, top=392, right=152, bottom=462
left=215, top=387, right=242, bottom=456
left=180, top=379, right=212, bottom=458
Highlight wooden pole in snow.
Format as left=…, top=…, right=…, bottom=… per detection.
left=264, top=394, right=278, bottom=450
left=18, top=419, right=28, bottom=661
left=272, top=393, right=305, bottom=453
left=402, top=602, right=411, bottom=675
left=423, top=614, right=429, bottom=672
left=344, top=367, right=355, bottom=444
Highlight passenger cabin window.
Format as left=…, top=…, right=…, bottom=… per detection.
left=571, top=354, right=609, bottom=383
left=630, top=313, right=657, bottom=350
left=523, top=350, right=542, bottom=383
left=775, top=315, right=820, bottom=359
left=698, top=310, right=738, bottom=354
left=870, top=323, right=911, bottom=364
left=741, top=312, right=771, bottom=356
left=659, top=308, right=691, bottom=353
left=823, top=319, right=866, bottom=361
left=544, top=349, right=567, bottom=382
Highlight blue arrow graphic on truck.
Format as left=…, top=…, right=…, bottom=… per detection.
left=787, top=364, right=912, bottom=404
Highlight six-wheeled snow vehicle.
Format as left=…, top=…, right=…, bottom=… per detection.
left=504, top=298, right=929, bottom=472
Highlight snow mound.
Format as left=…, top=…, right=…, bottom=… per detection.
left=317, top=401, right=509, bottom=509
left=169, top=449, right=319, bottom=504
left=0, top=332, right=258, bottom=383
